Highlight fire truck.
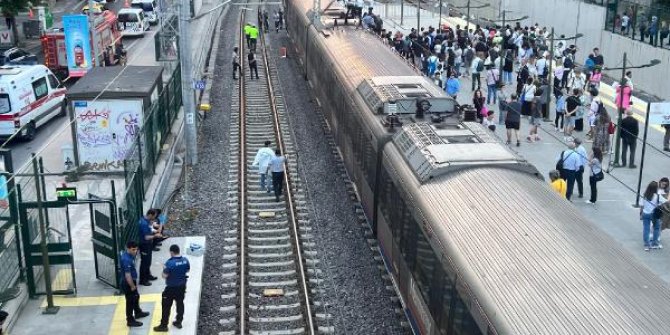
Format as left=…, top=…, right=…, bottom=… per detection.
left=41, top=10, right=121, bottom=79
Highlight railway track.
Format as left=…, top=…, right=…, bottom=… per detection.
left=218, top=5, right=331, bottom=334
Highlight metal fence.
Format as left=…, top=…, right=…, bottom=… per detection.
left=0, top=153, right=40, bottom=300
left=118, top=65, right=182, bottom=250
left=605, top=0, right=670, bottom=48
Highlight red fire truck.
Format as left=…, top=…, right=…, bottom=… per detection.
left=41, top=10, right=121, bottom=79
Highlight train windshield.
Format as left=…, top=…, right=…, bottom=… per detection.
left=386, top=98, right=456, bottom=114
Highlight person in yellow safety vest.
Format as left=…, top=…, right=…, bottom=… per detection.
left=244, top=23, right=252, bottom=48
left=249, top=24, right=259, bottom=51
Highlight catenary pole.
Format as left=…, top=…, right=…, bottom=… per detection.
left=180, top=0, right=197, bottom=168
left=634, top=101, right=651, bottom=207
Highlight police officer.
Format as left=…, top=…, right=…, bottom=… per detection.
left=153, top=244, right=190, bottom=332
left=139, top=209, right=162, bottom=286
left=120, top=241, right=150, bottom=327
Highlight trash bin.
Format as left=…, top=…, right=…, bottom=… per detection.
left=22, top=20, right=40, bottom=39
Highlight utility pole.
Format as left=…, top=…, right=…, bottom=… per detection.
left=179, top=0, right=197, bottom=166
left=416, top=0, right=420, bottom=33
left=87, top=0, right=101, bottom=67
left=438, top=0, right=443, bottom=32
left=400, top=0, right=404, bottom=25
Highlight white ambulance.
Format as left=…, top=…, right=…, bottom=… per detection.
left=0, top=65, right=66, bottom=141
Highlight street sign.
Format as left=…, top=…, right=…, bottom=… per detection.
left=649, top=102, right=670, bottom=125
left=194, top=80, right=206, bottom=91
left=186, top=113, right=195, bottom=125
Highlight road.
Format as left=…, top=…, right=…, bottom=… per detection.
left=5, top=0, right=162, bottom=172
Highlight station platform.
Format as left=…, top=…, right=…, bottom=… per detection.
left=374, top=9, right=670, bottom=282
left=8, top=236, right=206, bottom=335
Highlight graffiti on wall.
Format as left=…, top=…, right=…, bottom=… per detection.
left=74, top=99, right=144, bottom=172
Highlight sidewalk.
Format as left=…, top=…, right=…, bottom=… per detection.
left=375, top=10, right=670, bottom=282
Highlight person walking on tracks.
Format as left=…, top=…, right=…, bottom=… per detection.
left=153, top=244, right=191, bottom=332
left=244, top=23, right=252, bottom=48
left=139, top=209, right=163, bottom=286
left=249, top=24, right=259, bottom=52
left=120, top=241, right=151, bottom=327
left=233, top=47, right=241, bottom=80
left=248, top=51, right=259, bottom=79
left=252, top=140, right=275, bottom=192
left=268, top=149, right=286, bottom=202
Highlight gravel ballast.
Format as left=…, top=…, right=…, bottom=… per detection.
left=167, top=4, right=411, bottom=334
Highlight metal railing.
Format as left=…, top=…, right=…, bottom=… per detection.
left=605, top=0, right=670, bottom=49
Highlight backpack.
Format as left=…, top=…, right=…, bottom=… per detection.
left=596, top=100, right=607, bottom=116
left=555, top=151, right=573, bottom=177
left=476, top=59, right=484, bottom=72
left=584, top=57, right=595, bottom=71
left=563, top=56, right=573, bottom=69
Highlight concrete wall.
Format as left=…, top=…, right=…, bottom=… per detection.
left=501, top=0, right=606, bottom=59
left=599, top=31, right=670, bottom=100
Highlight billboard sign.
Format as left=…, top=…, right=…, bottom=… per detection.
left=73, top=99, right=144, bottom=172
left=62, top=15, right=92, bottom=77
left=649, top=102, right=670, bottom=125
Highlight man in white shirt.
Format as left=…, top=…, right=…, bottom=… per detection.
left=252, top=141, right=275, bottom=193
left=267, top=149, right=287, bottom=202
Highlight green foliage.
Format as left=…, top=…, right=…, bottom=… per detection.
left=0, top=0, right=32, bottom=16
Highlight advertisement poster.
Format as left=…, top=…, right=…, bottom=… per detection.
left=62, top=15, right=92, bottom=77
left=649, top=102, right=670, bottom=125
left=74, top=99, right=144, bottom=172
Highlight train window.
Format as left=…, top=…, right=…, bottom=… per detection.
left=451, top=293, right=483, bottom=335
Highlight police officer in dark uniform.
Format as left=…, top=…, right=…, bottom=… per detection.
left=153, top=244, right=190, bottom=332
left=139, top=209, right=162, bottom=286
left=120, top=241, right=150, bottom=327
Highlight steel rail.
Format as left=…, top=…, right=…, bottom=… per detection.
left=258, top=20, right=317, bottom=335
left=237, top=6, right=248, bottom=334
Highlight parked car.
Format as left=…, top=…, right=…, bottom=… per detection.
left=0, top=48, right=38, bottom=66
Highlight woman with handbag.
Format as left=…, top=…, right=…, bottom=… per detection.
left=586, top=147, right=604, bottom=204
left=640, top=181, right=666, bottom=251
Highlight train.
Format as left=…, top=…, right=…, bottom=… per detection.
left=281, top=1, right=670, bottom=334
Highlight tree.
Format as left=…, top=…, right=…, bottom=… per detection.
left=0, top=0, right=33, bottom=46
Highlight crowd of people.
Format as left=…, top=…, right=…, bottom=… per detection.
left=364, top=18, right=670, bottom=252
left=613, top=8, right=670, bottom=48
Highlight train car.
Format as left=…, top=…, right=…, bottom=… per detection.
left=282, top=1, right=670, bottom=334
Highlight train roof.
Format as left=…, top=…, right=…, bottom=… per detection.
left=398, top=160, right=670, bottom=334
left=319, top=28, right=416, bottom=88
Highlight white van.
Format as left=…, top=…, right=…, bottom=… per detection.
left=0, top=65, right=66, bottom=141
left=117, top=8, right=150, bottom=37
left=131, top=0, right=158, bottom=24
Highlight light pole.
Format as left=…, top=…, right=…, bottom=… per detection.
left=545, top=30, right=583, bottom=121
left=634, top=101, right=653, bottom=208
left=452, top=1, right=489, bottom=31
left=606, top=55, right=661, bottom=166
